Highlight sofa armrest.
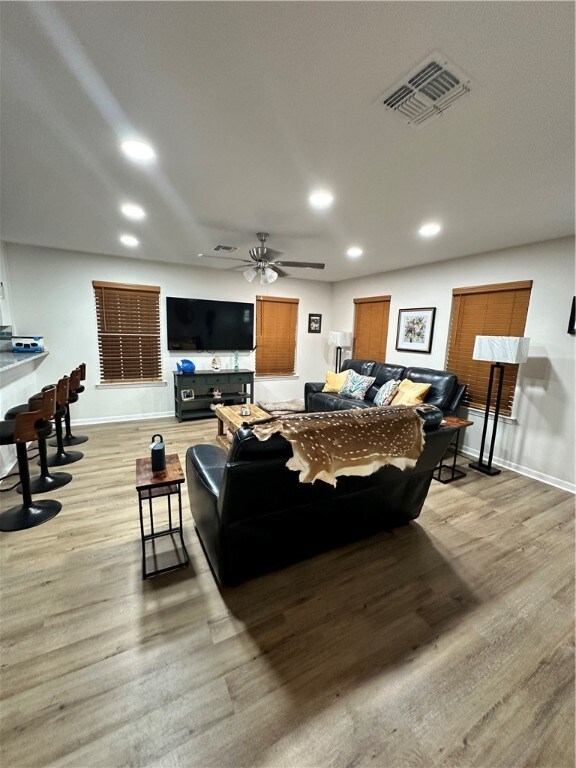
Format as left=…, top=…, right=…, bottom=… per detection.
left=444, top=383, right=466, bottom=417
left=304, top=381, right=325, bottom=409
left=415, top=404, right=443, bottom=431
left=186, top=444, right=228, bottom=583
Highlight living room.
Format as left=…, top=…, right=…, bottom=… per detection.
left=0, top=2, right=574, bottom=767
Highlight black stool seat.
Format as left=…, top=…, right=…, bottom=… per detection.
left=0, top=388, right=62, bottom=532
left=4, top=399, right=73, bottom=495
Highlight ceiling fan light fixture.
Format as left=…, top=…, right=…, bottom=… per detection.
left=261, top=266, right=278, bottom=285
left=243, top=267, right=258, bottom=283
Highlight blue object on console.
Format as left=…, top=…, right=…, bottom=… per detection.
left=176, top=359, right=196, bottom=374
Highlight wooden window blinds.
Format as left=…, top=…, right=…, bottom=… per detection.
left=92, top=281, right=162, bottom=383
left=446, top=280, right=532, bottom=416
left=256, top=296, right=299, bottom=376
left=353, top=296, right=391, bottom=361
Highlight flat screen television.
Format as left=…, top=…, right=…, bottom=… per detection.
left=166, top=297, right=254, bottom=351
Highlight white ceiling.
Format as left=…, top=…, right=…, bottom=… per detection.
left=1, top=1, right=574, bottom=282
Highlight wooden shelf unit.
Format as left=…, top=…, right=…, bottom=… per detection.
left=173, top=369, right=254, bottom=422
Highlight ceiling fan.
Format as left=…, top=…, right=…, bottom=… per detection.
left=200, top=232, right=325, bottom=284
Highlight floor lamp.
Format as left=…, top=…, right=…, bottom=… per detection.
left=469, top=335, right=529, bottom=476
left=328, top=331, right=353, bottom=372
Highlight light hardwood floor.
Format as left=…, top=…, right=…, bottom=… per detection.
left=0, top=416, right=574, bottom=768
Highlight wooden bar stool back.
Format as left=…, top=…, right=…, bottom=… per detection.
left=50, top=365, right=88, bottom=448
left=46, top=376, right=83, bottom=467
left=4, top=384, right=74, bottom=495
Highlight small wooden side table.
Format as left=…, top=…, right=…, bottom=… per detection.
left=434, top=416, right=474, bottom=484
left=135, top=453, right=189, bottom=579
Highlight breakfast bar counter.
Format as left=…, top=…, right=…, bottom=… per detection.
left=0, top=351, right=49, bottom=373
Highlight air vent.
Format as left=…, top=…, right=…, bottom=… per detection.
left=381, top=52, right=472, bottom=127
left=214, top=244, right=237, bottom=252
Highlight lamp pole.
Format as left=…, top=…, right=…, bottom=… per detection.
left=469, top=361, right=504, bottom=476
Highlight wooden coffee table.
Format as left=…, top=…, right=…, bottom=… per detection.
left=215, top=404, right=270, bottom=449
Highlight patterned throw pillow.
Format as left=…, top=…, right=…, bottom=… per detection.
left=339, top=370, right=376, bottom=400
left=374, top=378, right=401, bottom=407
left=390, top=379, right=431, bottom=406
left=322, top=370, right=351, bottom=393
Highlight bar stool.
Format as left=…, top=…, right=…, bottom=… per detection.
left=50, top=364, right=88, bottom=447
left=46, top=376, right=83, bottom=467
left=4, top=388, right=73, bottom=495
left=0, top=387, right=62, bottom=531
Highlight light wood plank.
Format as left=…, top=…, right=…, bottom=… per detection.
left=0, top=416, right=573, bottom=768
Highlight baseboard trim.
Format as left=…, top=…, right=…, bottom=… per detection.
left=72, top=411, right=175, bottom=426
left=460, top=448, right=575, bottom=494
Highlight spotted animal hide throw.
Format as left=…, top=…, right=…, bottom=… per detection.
left=251, top=406, right=425, bottom=486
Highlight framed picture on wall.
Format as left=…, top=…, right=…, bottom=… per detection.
left=395, top=307, right=436, bottom=353
left=308, top=314, right=322, bottom=333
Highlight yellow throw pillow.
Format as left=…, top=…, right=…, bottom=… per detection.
left=322, top=370, right=350, bottom=393
left=390, top=379, right=431, bottom=406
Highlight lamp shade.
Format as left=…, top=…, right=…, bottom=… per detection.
left=472, top=336, right=530, bottom=364
left=260, top=266, right=278, bottom=285
left=328, top=331, right=353, bottom=347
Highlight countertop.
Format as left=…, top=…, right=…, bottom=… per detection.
left=0, top=351, right=50, bottom=373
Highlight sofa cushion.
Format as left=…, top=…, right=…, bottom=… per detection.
left=322, top=369, right=350, bottom=393
left=341, top=359, right=377, bottom=376
left=391, top=379, right=431, bottom=406
left=403, top=367, right=457, bottom=410
left=365, top=363, right=407, bottom=401
left=307, top=391, right=371, bottom=412
left=339, top=371, right=376, bottom=400
left=374, top=378, right=401, bottom=406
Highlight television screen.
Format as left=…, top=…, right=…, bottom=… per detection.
left=166, top=297, right=254, bottom=351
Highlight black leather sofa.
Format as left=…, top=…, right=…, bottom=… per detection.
left=186, top=421, right=456, bottom=585
left=305, top=359, right=465, bottom=419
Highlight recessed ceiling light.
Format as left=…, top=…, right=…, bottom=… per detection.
left=309, top=190, right=334, bottom=210
left=121, top=202, right=146, bottom=220
left=347, top=246, right=363, bottom=258
left=120, top=139, right=156, bottom=164
left=419, top=222, right=442, bottom=238
left=120, top=234, right=139, bottom=248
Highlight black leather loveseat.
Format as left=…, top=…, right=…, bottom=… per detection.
left=305, top=359, right=465, bottom=419
left=186, top=419, right=456, bottom=585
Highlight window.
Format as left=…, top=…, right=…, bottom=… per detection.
left=353, top=295, right=391, bottom=360
left=446, top=280, right=532, bottom=416
left=92, top=281, right=161, bottom=383
left=255, top=295, right=299, bottom=376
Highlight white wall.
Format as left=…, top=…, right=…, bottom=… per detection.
left=332, top=237, right=575, bottom=491
left=4, top=237, right=575, bottom=491
left=0, top=241, right=14, bottom=328
left=4, top=243, right=333, bottom=423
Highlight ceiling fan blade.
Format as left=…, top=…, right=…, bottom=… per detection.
left=274, top=260, right=325, bottom=269
left=263, top=247, right=283, bottom=262
left=272, top=266, right=290, bottom=278
left=198, top=254, right=252, bottom=264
